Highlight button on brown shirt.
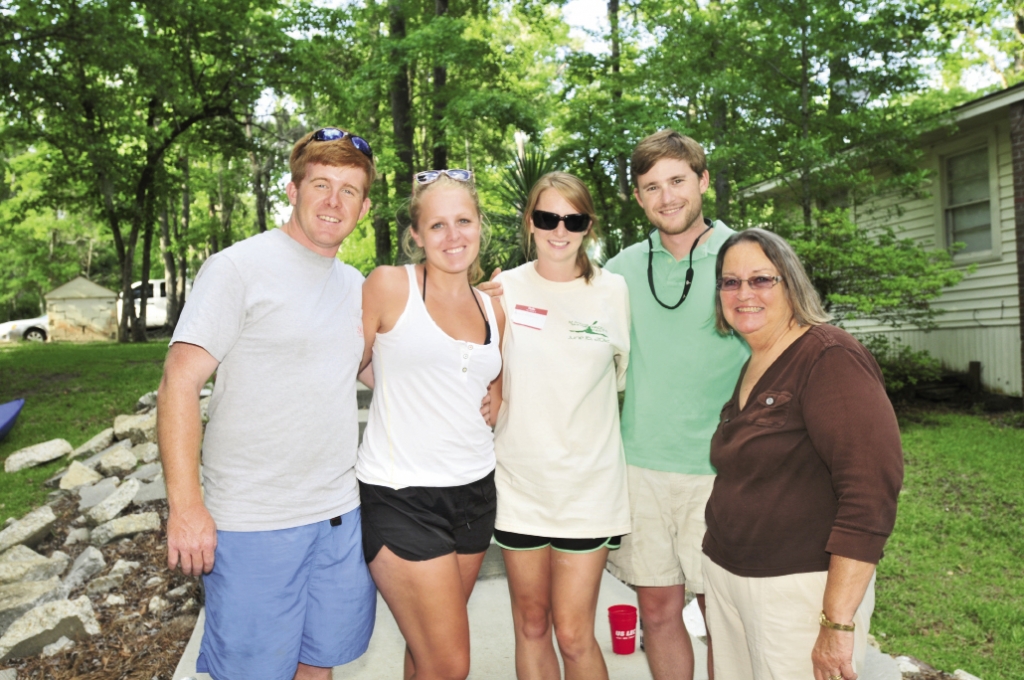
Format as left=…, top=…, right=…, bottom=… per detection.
left=703, top=324, right=903, bottom=578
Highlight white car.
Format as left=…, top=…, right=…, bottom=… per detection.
left=116, top=279, right=192, bottom=328
left=0, top=314, right=48, bottom=342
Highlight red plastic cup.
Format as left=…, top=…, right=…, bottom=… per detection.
left=608, top=604, right=638, bottom=654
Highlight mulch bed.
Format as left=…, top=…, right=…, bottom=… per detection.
left=5, top=493, right=199, bottom=680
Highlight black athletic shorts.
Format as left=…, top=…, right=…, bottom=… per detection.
left=493, top=529, right=622, bottom=554
left=359, top=470, right=496, bottom=563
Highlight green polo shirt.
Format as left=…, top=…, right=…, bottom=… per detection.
left=604, top=222, right=750, bottom=475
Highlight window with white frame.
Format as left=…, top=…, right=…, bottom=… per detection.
left=944, top=147, right=992, bottom=255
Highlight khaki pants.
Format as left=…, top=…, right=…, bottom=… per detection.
left=702, top=555, right=874, bottom=680
left=606, top=466, right=714, bottom=591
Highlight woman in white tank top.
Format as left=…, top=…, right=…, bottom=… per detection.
left=357, top=170, right=505, bottom=680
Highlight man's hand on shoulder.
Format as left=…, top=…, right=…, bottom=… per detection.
left=167, top=502, right=218, bottom=577
left=476, top=267, right=503, bottom=298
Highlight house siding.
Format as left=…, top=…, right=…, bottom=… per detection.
left=856, top=326, right=1021, bottom=396
left=846, top=110, right=1021, bottom=395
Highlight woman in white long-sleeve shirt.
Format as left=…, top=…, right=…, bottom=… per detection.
left=490, top=172, right=631, bottom=680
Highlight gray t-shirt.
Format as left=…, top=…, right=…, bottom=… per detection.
left=172, top=228, right=364, bottom=531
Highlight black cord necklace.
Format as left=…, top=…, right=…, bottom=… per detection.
left=646, top=217, right=713, bottom=310
left=422, top=266, right=491, bottom=345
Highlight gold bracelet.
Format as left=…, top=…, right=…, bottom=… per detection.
left=819, top=611, right=855, bottom=632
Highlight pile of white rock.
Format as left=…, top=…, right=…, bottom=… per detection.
left=0, top=388, right=209, bottom=667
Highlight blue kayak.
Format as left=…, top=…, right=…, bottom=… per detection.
left=0, top=399, right=25, bottom=442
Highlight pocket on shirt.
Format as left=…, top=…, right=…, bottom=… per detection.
left=751, top=390, right=793, bottom=428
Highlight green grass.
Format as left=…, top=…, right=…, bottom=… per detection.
left=875, top=411, right=1024, bottom=680
left=0, top=341, right=167, bottom=525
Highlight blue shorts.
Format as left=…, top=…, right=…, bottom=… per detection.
left=196, top=507, right=377, bottom=680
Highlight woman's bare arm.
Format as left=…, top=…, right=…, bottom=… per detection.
left=811, top=554, right=876, bottom=680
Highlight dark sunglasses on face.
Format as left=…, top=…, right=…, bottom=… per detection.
left=305, top=127, right=374, bottom=159
left=716, top=275, right=783, bottom=292
left=531, top=210, right=590, bottom=233
left=415, top=168, right=474, bottom=184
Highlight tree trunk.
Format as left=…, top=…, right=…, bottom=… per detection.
left=119, top=212, right=143, bottom=343
left=374, top=173, right=392, bottom=264
left=135, top=201, right=154, bottom=341
left=246, top=113, right=269, bottom=233
left=97, top=171, right=139, bottom=343
left=608, top=0, right=628, bottom=201
left=217, top=165, right=235, bottom=249
left=159, top=199, right=180, bottom=329
left=708, top=4, right=730, bottom=225
left=209, top=193, right=221, bottom=255
left=390, top=0, right=415, bottom=208
left=432, top=0, right=449, bottom=171
left=608, top=0, right=637, bottom=246
left=711, top=98, right=730, bottom=224
left=177, top=154, right=191, bottom=310
left=366, top=77, right=392, bottom=265
left=800, top=18, right=813, bottom=228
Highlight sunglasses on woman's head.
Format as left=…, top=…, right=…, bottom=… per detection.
left=415, top=169, right=474, bottom=184
left=305, top=127, right=373, bottom=159
left=531, top=210, right=590, bottom=233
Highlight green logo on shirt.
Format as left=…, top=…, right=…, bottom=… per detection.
left=569, top=320, right=609, bottom=342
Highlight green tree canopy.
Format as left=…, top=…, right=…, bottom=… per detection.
left=0, top=0, right=292, bottom=338
left=1, top=0, right=1003, bottom=335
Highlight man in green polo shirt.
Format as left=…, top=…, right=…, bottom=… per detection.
left=604, top=130, right=749, bottom=680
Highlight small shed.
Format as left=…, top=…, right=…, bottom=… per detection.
left=44, top=276, right=118, bottom=342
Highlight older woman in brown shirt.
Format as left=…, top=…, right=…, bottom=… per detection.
left=701, top=228, right=903, bottom=680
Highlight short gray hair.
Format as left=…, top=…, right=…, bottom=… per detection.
left=714, top=228, right=831, bottom=334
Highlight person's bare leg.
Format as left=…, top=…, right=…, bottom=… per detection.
left=454, top=551, right=486, bottom=600
left=637, top=585, right=693, bottom=680
left=293, top=663, right=331, bottom=680
left=400, top=551, right=486, bottom=680
left=370, top=546, right=475, bottom=680
left=550, top=548, right=609, bottom=680
left=503, top=547, right=560, bottom=680
left=697, top=594, right=713, bottom=680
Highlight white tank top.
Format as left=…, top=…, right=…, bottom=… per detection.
left=357, top=265, right=502, bottom=489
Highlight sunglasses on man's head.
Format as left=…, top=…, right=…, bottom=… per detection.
left=531, top=210, right=590, bottom=233
left=306, top=127, right=373, bottom=159
left=415, top=169, right=474, bottom=184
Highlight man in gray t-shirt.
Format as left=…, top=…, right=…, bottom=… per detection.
left=157, top=128, right=377, bottom=680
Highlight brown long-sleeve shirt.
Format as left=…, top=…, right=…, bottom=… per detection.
left=703, top=324, right=903, bottom=578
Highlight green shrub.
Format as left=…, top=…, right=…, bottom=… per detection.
left=861, top=333, right=942, bottom=396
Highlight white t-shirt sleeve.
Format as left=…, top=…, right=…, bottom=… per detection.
left=171, top=254, right=246, bottom=362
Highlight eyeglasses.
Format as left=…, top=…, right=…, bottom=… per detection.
left=304, top=127, right=373, bottom=159
left=415, top=169, right=473, bottom=184
left=531, top=210, right=591, bottom=233
left=716, top=275, right=784, bottom=292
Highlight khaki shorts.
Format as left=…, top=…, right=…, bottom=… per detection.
left=702, top=555, right=875, bottom=679
left=606, top=466, right=714, bottom=592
